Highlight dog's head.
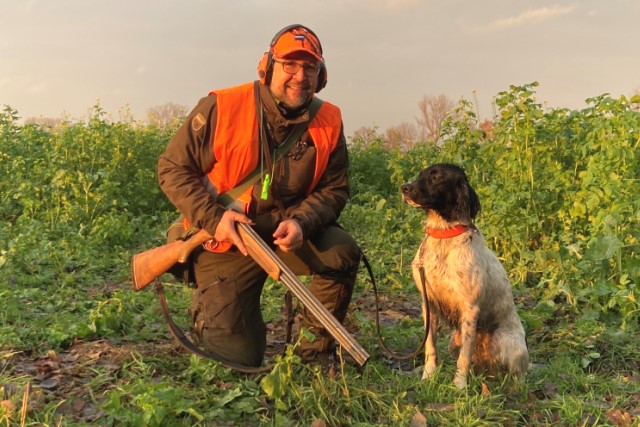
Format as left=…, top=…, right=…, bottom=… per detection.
left=401, top=163, right=481, bottom=225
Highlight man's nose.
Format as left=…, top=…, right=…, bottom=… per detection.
left=291, top=67, right=307, bottom=80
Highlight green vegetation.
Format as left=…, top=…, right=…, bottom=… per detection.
left=1, top=84, right=639, bottom=426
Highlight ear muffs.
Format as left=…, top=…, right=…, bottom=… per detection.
left=257, top=52, right=271, bottom=84
left=257, top=24, right=328, bottom=93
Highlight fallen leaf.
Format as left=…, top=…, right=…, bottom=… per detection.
left=39, top=378, right=59, bottom=390
left=604, top=409, right=632, bottom=426
left=47, top=350, right=60, bottom=363
left=1, top=400, right=15, bottom=416
left=70, top=398, right=86, bottom=415
left=310, top=419, right=327, bottom=427
left=481, top=382, right=490, bottom=396
left=410, top=410, right=427, bottom=427
left=58, top=352, right=79, bottom=363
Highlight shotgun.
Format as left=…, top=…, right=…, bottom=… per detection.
left=130, top=223, right=370, bottom=367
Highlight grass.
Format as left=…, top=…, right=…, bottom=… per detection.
left=1, top=275, right=639, bottom=426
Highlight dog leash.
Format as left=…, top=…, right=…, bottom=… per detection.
left=361, top=240, right=431, bottom=361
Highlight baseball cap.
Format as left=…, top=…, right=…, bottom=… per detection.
left=271, top=27, right=323, bottom=61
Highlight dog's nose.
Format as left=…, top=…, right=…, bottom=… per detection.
left=401, top=183, right=411, bottom=194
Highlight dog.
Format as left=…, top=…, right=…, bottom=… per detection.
left=401, top=163, right=528, bottom=389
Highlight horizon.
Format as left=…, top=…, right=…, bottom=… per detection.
left=1, top=0, right=638, bottom=137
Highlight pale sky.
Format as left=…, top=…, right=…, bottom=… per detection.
left=1, top=0, right=638, bottom=137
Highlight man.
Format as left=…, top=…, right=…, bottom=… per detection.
left=157, top=25, right=360, bottom=367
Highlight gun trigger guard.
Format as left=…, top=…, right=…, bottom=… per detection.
left=202, top=239, right=220, bottom=252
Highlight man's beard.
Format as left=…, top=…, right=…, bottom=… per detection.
left=281, top=85, right=312, bottom=109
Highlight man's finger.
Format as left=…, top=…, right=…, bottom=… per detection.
left=232, top=231, right=248, bottom=256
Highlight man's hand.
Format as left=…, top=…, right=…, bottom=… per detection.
left=214, top=210, right=253, bottom=256
left=273, top=219, right=303, bottom=253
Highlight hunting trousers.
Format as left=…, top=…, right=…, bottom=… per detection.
left=189, top=222, right=360, bottom=367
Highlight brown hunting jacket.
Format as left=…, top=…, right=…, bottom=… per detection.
left=157, top=82, right=350, bottom=239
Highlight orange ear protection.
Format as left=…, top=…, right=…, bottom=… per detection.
left=257, top=24, right=327, bottom=93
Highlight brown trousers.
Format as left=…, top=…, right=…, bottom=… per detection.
left=188, top=222, right=360, bottom=367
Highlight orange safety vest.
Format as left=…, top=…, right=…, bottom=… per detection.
left=185, top=81, right=342, bottom=251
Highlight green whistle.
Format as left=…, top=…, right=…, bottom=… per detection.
left=261, top=174, right=271, bottom=200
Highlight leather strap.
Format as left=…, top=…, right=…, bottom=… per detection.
left=155, top=282, right=272, bottom=373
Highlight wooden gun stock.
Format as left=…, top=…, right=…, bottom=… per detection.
left=130, top=223, right=369, bottom=366
left=130, top=228, right=213, bottom=291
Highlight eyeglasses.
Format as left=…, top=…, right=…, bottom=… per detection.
left=273, top=60, right=321, bottom=77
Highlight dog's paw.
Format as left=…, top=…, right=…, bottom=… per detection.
left=453, top=372, right=467, bottom=389
left=421, top=364, right=437, bottom=380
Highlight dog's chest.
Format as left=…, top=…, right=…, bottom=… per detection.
left=413, top=237, right=481, bottom=324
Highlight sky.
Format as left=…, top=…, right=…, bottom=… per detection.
left=1, top=0, right=638, bottom=137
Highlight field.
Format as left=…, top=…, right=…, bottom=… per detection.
left=1, top=84, right=639, bottom=426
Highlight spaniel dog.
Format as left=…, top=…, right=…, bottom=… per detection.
left=401, top=163, right=528, bottom=389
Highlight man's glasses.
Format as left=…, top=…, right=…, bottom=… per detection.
left=274, top=60, right=320, bottom=77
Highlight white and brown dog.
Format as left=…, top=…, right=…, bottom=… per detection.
left=401, top=163, right=528, bottom=389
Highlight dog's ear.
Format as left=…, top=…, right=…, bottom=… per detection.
left=468, top=185, right=481, bottom=219
left=454, top=180, right=481, bottom=225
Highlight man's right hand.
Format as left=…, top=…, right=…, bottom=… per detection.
left=213, top=210, right=253, bottom=256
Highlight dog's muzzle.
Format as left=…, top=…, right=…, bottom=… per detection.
left=401, top=184, right=422, bottom=208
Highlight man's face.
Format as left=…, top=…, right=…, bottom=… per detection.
left=269, top=51, right=319, bottom=110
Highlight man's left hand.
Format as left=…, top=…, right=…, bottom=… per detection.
left=273, top=219, right=303, bottom=253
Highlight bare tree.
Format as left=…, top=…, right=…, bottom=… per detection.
left=147, top=102, right=188, bottom=127
left=415, top=94, right=456, bottom=144
left=384, top=122, right=417, bottom=151
left=24, top=116, right=63, bottom=128
left=349, top=125, right=382, bottom=148
left=478, top=119, right=495, bottom=141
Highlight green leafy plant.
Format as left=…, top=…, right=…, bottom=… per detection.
left=1, top=86, right=639, bottom=425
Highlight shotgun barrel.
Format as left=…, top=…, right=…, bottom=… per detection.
left=236, top=222, right=369, bottom=366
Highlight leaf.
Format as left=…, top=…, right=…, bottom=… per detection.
left=410, top=410, right=427, bottom=427
left=585, top=236, right=621, bottom=261
left=183, top=407, right=205, bottom=422
left=1, top=400, right=15, bottom=417
left=604, top=409, right=632, bottom=425
left=481, top=382, right=490, bottom=396
left=39, top=378, right=59, bottom=390
left=261, top=367, right=285, bottom=400
left=214, top=387, right=243, bottom=407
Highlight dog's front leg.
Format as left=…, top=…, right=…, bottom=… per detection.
left=421, top=306, right=439, bottom=380
left=453, top=306, right=479, bottom=388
